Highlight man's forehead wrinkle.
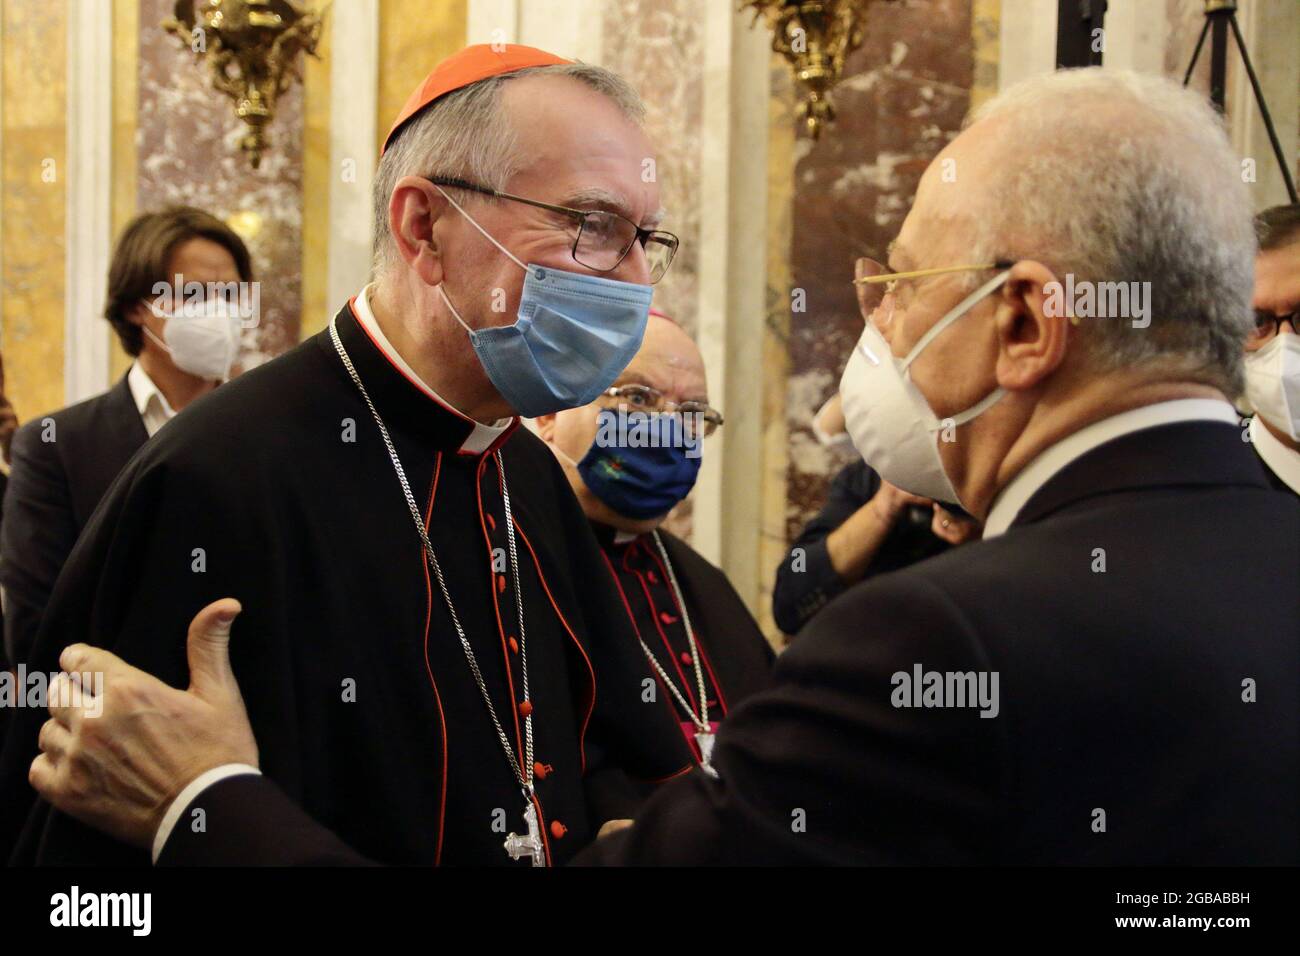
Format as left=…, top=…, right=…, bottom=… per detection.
left=562, top=187, right=662, bottom=228
left=561, top=187, right=637, bottom=218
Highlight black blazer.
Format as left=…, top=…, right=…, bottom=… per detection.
left=150, top=418, right=1298, bottom=867
left=0, top=375, right=147, bottom=665
left=579, top=420, right=1300, bottom=865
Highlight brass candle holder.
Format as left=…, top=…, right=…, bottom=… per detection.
left=163, top=0, right=325, bottom=168
left=742, top=0, right=895, bottom=139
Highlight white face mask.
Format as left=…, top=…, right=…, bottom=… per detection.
left=144, top=298, right=243, bottom=381
left=1245, top=332, right=1300, bottom=441
left=810, top=394, right=853, bottom=452
left=839, top=270, right=1011, bottom=505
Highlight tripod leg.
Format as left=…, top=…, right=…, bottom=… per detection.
left=1228, top=13, right=1299, bottom=203
left=1183, top=16, right=1212, bottom=87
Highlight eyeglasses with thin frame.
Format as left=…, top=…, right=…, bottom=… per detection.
left=599, top=384, right=724, bottom=439
left=428, top=177, right=679, bottom=284
left=852, top=258, right=1013, bottom=326
left=1250, top=310, right=1298, bottom=346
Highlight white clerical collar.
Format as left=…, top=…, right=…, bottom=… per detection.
left=983, top=398, right=1240, bottom=539
left=351, top=283, right=513, bottom=455
left=1250, top=414, right=1300, bottom=494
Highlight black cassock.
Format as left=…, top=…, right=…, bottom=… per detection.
left=0, top=299, right=692, bottom=866
left=583, top=522, right=775, bottom=820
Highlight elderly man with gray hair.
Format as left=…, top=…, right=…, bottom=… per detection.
left=20, top=67, right=1300, bottom=866
left=581, top=67, right=1298, bottom=864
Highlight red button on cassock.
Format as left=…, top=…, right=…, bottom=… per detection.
left=518, top=700, right=533, bottom=717
left=550, top=821, right=567, bottom=839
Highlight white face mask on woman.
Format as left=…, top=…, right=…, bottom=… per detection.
left=1245, top=332, right=1300, bottom=441
left=144, top=297, right=243, bottom=381
left=840, top=270, right=1011, bottom=506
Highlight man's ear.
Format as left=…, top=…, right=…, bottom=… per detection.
left=128, top=300, right=163, bottom=334
left=994, top=259, right=1071, bottom=391
left=534, top=413, right=557, bottom=442
left=389, top=176, right=449, bottom=286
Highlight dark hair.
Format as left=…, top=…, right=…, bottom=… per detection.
left=104, top=207, right=253, bottom=356
left=1255, top=203, right=1300, bottom=252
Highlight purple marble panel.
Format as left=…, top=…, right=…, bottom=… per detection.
left=136, top=0, right=305, bottom=369
left=783, top=0, right=974, bottom=542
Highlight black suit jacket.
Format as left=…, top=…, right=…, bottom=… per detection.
left=0, top=376, right=147, bottom=665
left=580, top=420, right=1299, bottom=864
left=154, top=420, right=1300, bottom=866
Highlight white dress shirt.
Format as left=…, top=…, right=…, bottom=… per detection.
left=1250, top=414, right=1300, bottom=494
left=983, top=398, right=1241, bottom=539
left=126, top=362, right=178, bottom=438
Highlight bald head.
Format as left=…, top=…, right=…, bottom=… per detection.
left=620, top=313, right=706, bottom=397
left=855, top=68, right=1255, bottom=520
left=899, top=68, right=1255, bottom=396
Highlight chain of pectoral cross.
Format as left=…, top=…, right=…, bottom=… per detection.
left=330, top=318, right=546, bottom=865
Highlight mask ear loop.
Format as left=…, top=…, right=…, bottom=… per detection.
left=432, top=183, right=535, bottom=339
left=142, top=324, right=172, bottom=355
left=898, top=269, right=1012, bottom=431
left=433, top=184, right=532, bottom=274
left=901, top=269, right=1012, bottom=371
left=435, top=283, right=475, bottom=338
left=549, top=441, right=582, bottom=470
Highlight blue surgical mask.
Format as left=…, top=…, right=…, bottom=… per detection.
left=434, top=186, right=653, bottom=417
left=571, top=410, right=702, bottom=520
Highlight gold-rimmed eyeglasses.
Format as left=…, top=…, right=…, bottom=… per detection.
left=852, top=258, right=1012, bottom=322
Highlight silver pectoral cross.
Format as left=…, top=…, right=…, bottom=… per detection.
left=504, top=802, right=547, bottom=866
left=696, top=730, right=719, bottom=778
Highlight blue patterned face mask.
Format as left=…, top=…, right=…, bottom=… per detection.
left=574, top=410, right=702, bottom=520
left=434, top=186, right=653, bottom=417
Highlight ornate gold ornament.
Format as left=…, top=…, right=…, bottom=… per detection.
left=742, top=0, right=895, bottom=139
left=163, top=0, right=325, bottom=168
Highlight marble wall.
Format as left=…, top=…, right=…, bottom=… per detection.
left=600, top=0, right=703, bottom=339
left=599, top=0, right=706, bottom=542
left=136, top=0, right=306, bottom=368
left=780, top=0, right=979, bottom=548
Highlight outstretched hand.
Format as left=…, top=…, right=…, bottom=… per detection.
left=29, top=598, right=259, bottom=849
